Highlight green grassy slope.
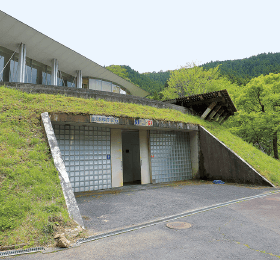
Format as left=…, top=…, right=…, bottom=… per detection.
left=1, top=86, right=279, bottom=247
left=0, top=88, right=75, bottom=248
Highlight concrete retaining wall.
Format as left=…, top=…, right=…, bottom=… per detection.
left=41, top=112, right=84, bottom=227
left=2, top=82, right=190, bottom=114
left=199, top=126, right=274, bottom=187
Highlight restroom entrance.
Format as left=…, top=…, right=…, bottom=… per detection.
left=122, top=130, right=141, bottom=185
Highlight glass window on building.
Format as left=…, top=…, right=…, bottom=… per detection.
left=25, top=58, right=38, bottom=84
left=82, top=78, right=89, bottom=89
left=89, top=78, right=102, bottom=91
left=0, top=46, right=15, bottom=82
left=63, top=72, right=76, bottom=88
left=26, top=59, right=48, bottom=85
left=112, top=84, right=120, bottom=93
left=102, top=81, right=112, bottom=92
left=57, top=71, right=64, bottom=86
left=67, top=78, right=76, bottom=88
left=42, top=66, right=52, bottom=85
left=9, top=58, right=18, bottom=82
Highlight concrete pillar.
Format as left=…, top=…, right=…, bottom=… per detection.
left=139, top=130, right=151, bottom=184
left=17, top=43, right=26, bottom=83
left=51, top=59, right=58, bottom=86
left=111, top=129, right=123, bottom=187
left=76, top=70, right=82, bottom=88
left=201, top=102, right=217, bottom=120
left=189, top=131, right=199, bottom=179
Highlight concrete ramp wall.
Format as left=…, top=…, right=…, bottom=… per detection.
left=199, top=126, right=274, bottom=187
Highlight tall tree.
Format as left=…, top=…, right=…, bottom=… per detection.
left=160, top=64, right=234, bottom=99
left=227, top=73, right=280, bottom=159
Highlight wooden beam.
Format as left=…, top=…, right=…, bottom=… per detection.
left=213, top=108, right=224, bottom=121
left=182, top=97, right=224, bottom=107
left=201, top=102, right=217, bottom=120
left=207, top=105, right=221, bottom=121
left=220, top=114, right=231, bottom=124
left=215, top=110, right=226, bottom=122
left=218, top=112, right=228, bottom=123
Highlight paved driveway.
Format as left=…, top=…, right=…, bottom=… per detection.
left=8, top=182, right=280, bottom=259
left=75, top=182, right=274, bottom=235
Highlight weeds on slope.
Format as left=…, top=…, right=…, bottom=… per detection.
left=0, top=86, right=279, bottom=247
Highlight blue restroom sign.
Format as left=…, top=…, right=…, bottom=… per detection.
left=107, top=155, right=111, bottom=160
left=134, top=119, right=153, bottom=126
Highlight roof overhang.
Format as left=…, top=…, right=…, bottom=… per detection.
left=164, top=90, right=237, bottom=123
left=0, top=10, right=148, bottom=97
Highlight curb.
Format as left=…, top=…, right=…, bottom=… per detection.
left=1, top=189, right=279, bottom=258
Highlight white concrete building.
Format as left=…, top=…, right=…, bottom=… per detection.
left=0, top=10, right=148, bottom=97
left=1, top=10, right=270, bottom=195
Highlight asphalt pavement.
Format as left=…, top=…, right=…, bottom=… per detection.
left=75, top=182, right=274, bottom=235
left=5, top=182, right=280, bottom=259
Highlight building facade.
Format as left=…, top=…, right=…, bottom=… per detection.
left=50, top=113, right=199, bottom=192
left=1, top=10, right=272, bottom=196
left=0, top=10, right=148, bottom=97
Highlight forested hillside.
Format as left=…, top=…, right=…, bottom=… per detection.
left=202, top=52, right=280, bottom=85
left=143, top=70, right=171, bottom=87
left=160, top=61, right=280, bottom=161
left=107, top=53, right=280, bottom=94
left=106, top=65, right=169, bottom=95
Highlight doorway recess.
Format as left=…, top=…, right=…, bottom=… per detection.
left=122, top=130, right=141, bottom=185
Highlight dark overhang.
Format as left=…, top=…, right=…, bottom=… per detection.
left=163, top=89, right=237, bottom=123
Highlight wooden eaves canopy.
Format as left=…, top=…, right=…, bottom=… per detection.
left=164, top=89, right=237, bottom=124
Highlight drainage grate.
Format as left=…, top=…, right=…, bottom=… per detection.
left=77, top=190, right=280, bottom=245
left=0, top=247, right=45, bottom=257
left=1, top=190, right=279, bottom=257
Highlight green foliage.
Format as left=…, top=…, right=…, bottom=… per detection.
left=106, top=53, right=280, bottom=98
left=202, top=52, right=280, bottom=85
left=206, top=122, right=280, bottom=185
left=123, top=66, right=168, bottom=94
left=0, top=85, right=280, bottom=247
left=43, top=204, right=61, bottom=213
left=161, top=64, right=235, bottom=99
left=0, top=198, right=27, bottom=231
left=143, top=70, right=171, bottom=88
left=225, top=73, right=280, bottom=159
left=106, top=65, right=168, bottom=94
left=0, top=89, right=72, bottom=247
left=106, top=65, right=131, bottom=82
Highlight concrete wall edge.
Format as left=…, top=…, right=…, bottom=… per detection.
left=199, top=126, right=275, bottom=187
left=3, top=83, right=190, bottom=115
left=41, top=112, right=85, bottom=227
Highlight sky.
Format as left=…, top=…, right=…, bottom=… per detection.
left=1, top=0, right=280, bottom=73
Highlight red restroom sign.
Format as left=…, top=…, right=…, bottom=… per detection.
left=134, top=119, right=153, bottom=126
